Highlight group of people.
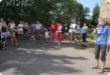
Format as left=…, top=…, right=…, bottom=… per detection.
left=0, top=18, right=110, bottom=74
left=0, top=19, right=44, bottom=50
left=0, top=18, right=88, bottom=50
left=64, top=21, right=88, bottom=45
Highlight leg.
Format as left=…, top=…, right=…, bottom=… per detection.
left=57, top=32, right=62, bottom=45
left=13, top=32, right=18, bottom=44
left=91, top=44, right=100, bottom=69
left=99, top=45, right=107, bottom=73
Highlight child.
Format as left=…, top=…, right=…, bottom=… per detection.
left=29, top=24, right=35, bottom=40
left=45, top=29, right=50, bottom=42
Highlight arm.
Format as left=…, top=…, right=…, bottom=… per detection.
left=108, top=35, right=110, bottom=42
left=108, top=26, right=110, bottom=45
left=92, top=28, right=97, bottom=34
left=0, top=25, right=2, bottom=33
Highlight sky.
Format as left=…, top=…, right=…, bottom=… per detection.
left=77, top=0, right=100, bottom=15
left=0, top=0, right=2, bottom=2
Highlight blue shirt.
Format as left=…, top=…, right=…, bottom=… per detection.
left=82, top=26, right=88, bottom=33
left=96, top=25, right=110, bottom=45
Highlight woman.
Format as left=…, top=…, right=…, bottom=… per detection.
left=8, top=20, right=17, bottom=45
left=50, top=20, right=58, bottom=43
left=29, top=24, right=35, bottom=40
left=81, top=23, right=88, bottom=46
left=57, top=22, right=63, bottom=45
left=24, top=22, right=29, bottom=38
left=74, top=21, right=81, bottom=44
left=0, top=19, right=8, bottom=50
left=69, top=22, right=76, bottom=42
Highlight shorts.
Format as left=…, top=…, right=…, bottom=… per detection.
left=24, top=29, right=28, bottom=33
left=1, top=32, right=8, bottom=39
left=45, top=35, right=50, bottom=39
left=18, top=31, right=23, bottom=34
left=95, top=44, right=107, bottom=61
left=75, top=33, right=80, bottom=35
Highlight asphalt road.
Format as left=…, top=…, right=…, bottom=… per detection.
left=0, top=40, right=110, bottom=75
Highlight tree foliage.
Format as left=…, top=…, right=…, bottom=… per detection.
left=91, top=3, right=100, bottom=26
left=0, top=0, right=90, bottom=25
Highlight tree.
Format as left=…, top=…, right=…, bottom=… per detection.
left=92, top=3, right=100, bottom=26
left=0, top=0, right=90, bottom=25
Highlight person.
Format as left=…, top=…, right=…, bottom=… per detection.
left=29, top=24, right=35, bottom=40
left=74, top=21, right=81, bottom=44
left=0, top=21, right=2, bottom=50
left=91, top=18, right=110, bottom=74
left=69, top=21, right=77, bottom=42
left=34, top=21, right=43, bottom=40
left=81, top=23, right=88, bottom=46
left=18, top=21, right=24, bottom=39
left=45, top=29, right=50, bottom=42
left=63, top=24, right=69, bottom=41
left=0, top=19, right=8, bottom=50
left=8, top=20, right=18, bottom=45
left=57, top=22, right=63, bottom=45
left=24, top=22, right=29, bottom=38
left=50, top=20, right=58, bottom=43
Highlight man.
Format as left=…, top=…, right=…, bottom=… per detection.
left=34, top=21, right=43, bottom=40
left=92, top=18, right=110, bottom=74
left=50, top=20, right=58, bottom=43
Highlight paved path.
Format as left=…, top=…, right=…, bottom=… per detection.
left=0, top=40, right=110, bottom=75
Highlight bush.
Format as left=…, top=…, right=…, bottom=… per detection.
left=87, top=28, right=96, bottom=40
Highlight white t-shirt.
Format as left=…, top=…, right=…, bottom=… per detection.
left=35, top=24, right=42, bottom=30
left=45, top=31, right=50, bottom=38
left=70, top=24, right=76, bottom=32
left=57, top=25, right=62, bottom=31
left=10, top=23, right=15, bottom=29
left=18, top=24, right=24, bottom=31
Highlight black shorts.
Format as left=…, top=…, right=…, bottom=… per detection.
left=95, top=44, right=107, bottom=61
left=24, top=29, right=28, bottom=33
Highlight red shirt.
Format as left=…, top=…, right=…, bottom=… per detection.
left=50, top=23, right=58, bottom=34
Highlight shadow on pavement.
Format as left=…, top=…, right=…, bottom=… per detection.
left=0, top=40, right=88, bottom=75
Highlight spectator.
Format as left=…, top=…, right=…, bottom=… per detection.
left=50, top=20, right=58, bottom=43
left=57, top=21, right=63, bottom=45
left=8, top=20, right=18, bottom=45
left=29, top=24, right=35, bottom=40
left=81, top=23, right=88, bottom=46
left=34, top=21, right=43, bottom=40
left=18, top=21, right=24, bottom=39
